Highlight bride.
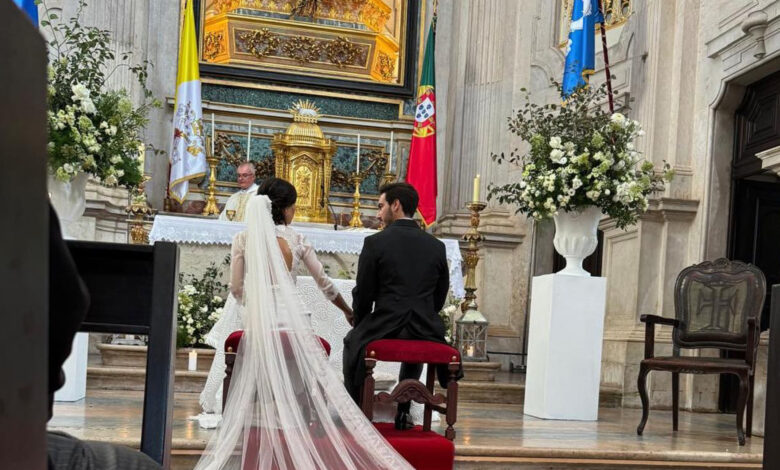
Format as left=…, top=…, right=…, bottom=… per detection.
left=198, top=178, right=352, bottom=417
left=194, top=179, right=413, bottom=469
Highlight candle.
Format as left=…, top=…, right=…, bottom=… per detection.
left=388, top=130, right=394, bottom=172
left=211, top=113, right=215, bottom=156
left=356, top=133, right=361, bottom=173
left=466, top=345, right=475, bottom=357
left=472, top=174, right=481, bottom=202
left=138, top=142, right=145, bottom=174
left=188, top=350, right=198, bottom=371
left=246, top=120, right=252, bottom=162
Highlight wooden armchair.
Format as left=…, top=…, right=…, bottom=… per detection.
left=636, top=258, right=766, bottom=445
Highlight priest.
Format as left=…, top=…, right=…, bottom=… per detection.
left=218, top=162, right=258, bottom=222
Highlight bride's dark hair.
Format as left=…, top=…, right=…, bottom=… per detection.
left=257, top=177, right=297, bottom=225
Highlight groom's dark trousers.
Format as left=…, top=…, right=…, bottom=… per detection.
left=343, top=219, right=459, bottom=411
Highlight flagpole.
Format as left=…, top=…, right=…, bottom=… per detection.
left=597, top=0, right=614, bottom=113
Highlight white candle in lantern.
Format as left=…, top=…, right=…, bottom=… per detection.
left=211, top=113, right=215, bottom=155
left=356, top=134, right=361, bottom=173
left=188, top=350, right=198, bottom=371
left=388, top=130, right=394, bottom=172
left=246, top=120, right=252, bottom=162
left=466, top=345, right=475, bottom=357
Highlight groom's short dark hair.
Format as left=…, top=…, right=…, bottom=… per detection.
left=380, top=183, right=418, bottom=217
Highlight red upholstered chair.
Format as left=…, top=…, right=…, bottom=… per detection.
left=222, top=330, right=332, bottom=412
left=361, top=339, right=461, bottom=441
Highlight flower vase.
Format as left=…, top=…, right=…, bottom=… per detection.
left=553, top=206, right=602, bottom=277
left=48, top=171, right=88, bottom=239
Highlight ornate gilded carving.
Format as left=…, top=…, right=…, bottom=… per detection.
left=294, top=164, right=314, bottom=207
left=375, top=52, right=395, bottom=81
left=558, top=0, right=632, bottom=48
left=203, top=0, right=404, bottom=84
left=214, top=0, right=242, bottom=14
left=282, top=35, right=323, bottom=63
left=237, top=28, right=280, bottom=58
left=359, top=0, right=391, bottom=33
left=325, top=36, right=361, bottom=68
left=204, top=32, right=225, bottom=61
left=271, top=100, right=336, bottom=223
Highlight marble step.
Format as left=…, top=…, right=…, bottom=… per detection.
left=452, top=381, right=621, bottom=407
left=87, top=366, right=207, bottom=393
left=462, top=361, right=502, bottom=382
left=97, top=343, right=215, bottom=372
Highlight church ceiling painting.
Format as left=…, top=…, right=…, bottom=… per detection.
left=197, top=0, right=418, bottom=97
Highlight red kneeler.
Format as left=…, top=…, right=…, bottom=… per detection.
left=361, top=339, right=461, bottom=470
left=222, top=330, right=332, bottom=412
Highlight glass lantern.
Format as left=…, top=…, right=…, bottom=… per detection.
left=456, top=307, right=489, bottom=362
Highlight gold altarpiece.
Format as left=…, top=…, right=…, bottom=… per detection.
left=271, top=100, right=336, bottom=223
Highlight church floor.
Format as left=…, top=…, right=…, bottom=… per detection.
left=49, top=390, right=763, bottom=470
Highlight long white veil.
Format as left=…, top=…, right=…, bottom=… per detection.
left=194, top=196, right=412, bottom=469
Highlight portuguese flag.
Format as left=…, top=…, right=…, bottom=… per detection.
left=406, top=21, right=437, bottom=227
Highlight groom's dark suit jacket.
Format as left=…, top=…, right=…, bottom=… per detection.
left=343, top=218, right=450, bottom=391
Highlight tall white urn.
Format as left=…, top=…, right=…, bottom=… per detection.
left=553, top=205, right=602, bottom=277
left=48, top=171, right=88, bottom=239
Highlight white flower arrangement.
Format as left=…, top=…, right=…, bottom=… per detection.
left=490, top=81, right=673, bottom=229
left=438, top=296, right=462, bottom=345
left=41, top=0, right=161, bottom=187
left=176, top=257, right=230, bottom=348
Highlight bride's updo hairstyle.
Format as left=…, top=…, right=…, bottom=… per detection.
left=257, top=177, right=297, bottom=225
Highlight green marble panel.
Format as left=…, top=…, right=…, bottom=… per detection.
left=203, top=84, right=399, bottom=121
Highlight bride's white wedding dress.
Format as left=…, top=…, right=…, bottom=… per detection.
left=198, top=224, right=339, bottom=419
left=193, top=196, right=412, bottom=470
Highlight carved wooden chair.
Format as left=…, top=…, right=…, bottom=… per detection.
left=636, top=258, right=766, bottom=445
left=360, top=339, right=460, bottom=470
left=222, top=330, right=332, bottom=412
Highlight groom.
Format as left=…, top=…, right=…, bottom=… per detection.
left=343, top=183, right=452, bottom=430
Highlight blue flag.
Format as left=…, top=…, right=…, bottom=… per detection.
left=14, top=0, right=39, bottom=25
left=562, top=0, right=603, bottom=98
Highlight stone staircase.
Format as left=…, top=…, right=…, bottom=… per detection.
left=88, top=344, right=214, bottom=393
left=89, top=347, right=621, bottom=407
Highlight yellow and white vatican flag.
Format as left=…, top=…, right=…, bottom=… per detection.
left=169, top=0, right=207, bottom=203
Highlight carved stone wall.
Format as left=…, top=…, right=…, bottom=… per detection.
left=437, top=0, right=780, bottom=409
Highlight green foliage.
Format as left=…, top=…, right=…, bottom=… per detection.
left=489, top=80, right=673, bottom=230
left=41, top=0, right=161, bottom=188
left=177, top=256, right=230, bottom=348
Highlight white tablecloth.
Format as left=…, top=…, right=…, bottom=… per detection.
left=150, top=215, right=465, bottom=298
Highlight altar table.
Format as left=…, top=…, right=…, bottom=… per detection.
left=149, top=215, right=465, bottom=298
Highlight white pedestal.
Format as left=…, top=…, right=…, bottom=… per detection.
left=524, top=274, right=607, bottom=420
left=54, top=332, right=89, bottom=402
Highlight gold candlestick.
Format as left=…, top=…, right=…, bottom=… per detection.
left=202, top=136, right=220, bottom=216
left=126, top=175, right=155, bottom=244
left=381, top=171, right=396, bottom=187
left=461, top=201, right=487, bottom=314
left=349, top=173, right=364, bottom=228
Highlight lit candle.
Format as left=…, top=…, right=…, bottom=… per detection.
left=246, top=120, right=252, bottom=162
left=466, top=345, right=475, bottom=357
left=138, top=142, right=146, bottom=174
left=356, top=133, right=361, bottom=173
left=388, top=130, right=394, bottom=172
left=472, top=174, right=481, bottom=202
left=188, top=349, right=198, bottom=371
left=211, top=112, right=215, bottom=156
